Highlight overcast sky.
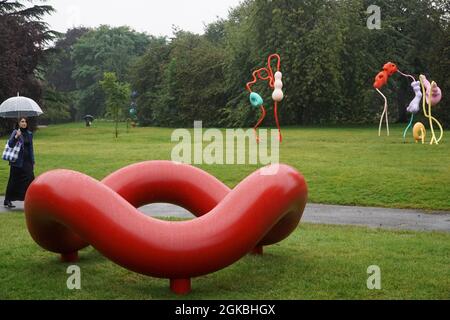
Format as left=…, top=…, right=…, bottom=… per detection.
left=44, top=0, right=243, bottom=37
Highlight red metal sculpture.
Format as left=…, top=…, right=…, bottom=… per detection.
left=25, top=161, right=308, bottom=294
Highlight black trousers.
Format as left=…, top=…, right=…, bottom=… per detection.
left=5, top=159, right=35, bottom=202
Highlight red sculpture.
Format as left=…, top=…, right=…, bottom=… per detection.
left=25, top=161, right=308, bottom=294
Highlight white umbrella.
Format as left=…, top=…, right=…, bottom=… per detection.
left=0, top=94, right=44, bottom=119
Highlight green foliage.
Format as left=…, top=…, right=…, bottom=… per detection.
left=131, top=31, right=229, bottom=127
left=129, top=37, right=170, bottom=126
left=0, top=0, right=56, bottom=134
left=6, top=0, right=448, bottom=128
left=71, top=26, right=150, bottom=118
left=99, top=72, right=131, bottom=138
left=40, top=87, right=72, bottom=124
left=127, top=0, right=449, bottom=128
left=40, top=28, right=91, bottom=124
left=44, top=27, right=91, bottom=93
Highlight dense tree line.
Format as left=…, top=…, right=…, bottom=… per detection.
left=1, top=0, right=449, bottom=131
left=44, top=25, right=149, bottom=121
left=130, top=0, right=449, bottom=128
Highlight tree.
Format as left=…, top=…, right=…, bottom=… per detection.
left=44, top=27, right=90, bottom=92
left=156, top=31, right=228, bottom=127
left=40, top=88, right=72, bottom=124
left=129, top=36, right=170, bottom=126
left=0, top=0, right=56, bottom=134
left=130, top=31, right=228, bottom=128
left=41, top=27, right=90, bottom=123
left=99, top=72, right=131, bottom=138
left=72, top=26, right=150, bottom=118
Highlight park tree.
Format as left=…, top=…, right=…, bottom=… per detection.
left=44, top=27, right=91, bottom=92
left=41, top=27, right=90, bottom=123
left=130, top=31, right=228, bottom=127
left=220, top=0, right=347, bottom=126
left=40, top=88, right=72, bottom=124
left=156, top=31, right=228, bottom=127
left=129, top=36, right=170, bottom=126
left=72, top=26, right=150, bottom=118
left=0, top=0, right=55, bottom=134
left=99, top=72, right=131, bottom=138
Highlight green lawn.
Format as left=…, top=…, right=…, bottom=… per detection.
left=0, top=213, right=448, bottom=300
left=1, top=123, right=448, bottom=300
left=1, top=122, right=448, bottom=210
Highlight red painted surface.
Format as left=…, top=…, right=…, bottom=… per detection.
left=61, top=252, right=78, bottom=263
left=25, top=161, right=308, bottom=293
left=373, top=62, right=399, bottom=89
left=383, top=62, right=398, bottom=76
left=373, top=70, right=389, bottom=89
left=250, top=246, right=264, bottom=256
left=170, top=279, right=192, bottom=295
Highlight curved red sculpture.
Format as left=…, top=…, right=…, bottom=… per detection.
left=25, top=161, right=308, bottom=294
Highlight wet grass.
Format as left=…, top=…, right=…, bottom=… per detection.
left=1, top=122, right=448, bottom=210
left=0, top=213, right=448, bottom=300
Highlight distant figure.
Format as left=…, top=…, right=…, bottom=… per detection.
left=83, top=115, right=94, bottom=127
left=4, top=118, right=35, bottom=209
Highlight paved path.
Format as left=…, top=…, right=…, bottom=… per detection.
left=2, top=197, right=449, bottom=233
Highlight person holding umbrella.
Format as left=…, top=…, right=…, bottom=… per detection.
left=0, top=94, right=43, bottom=208
left=3, top=118, right=36, bottom=208
left=83, top=115, right=94, bottom=127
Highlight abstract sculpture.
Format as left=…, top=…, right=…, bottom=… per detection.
left=373, top=62, right=444, bottom=144
left=246, top=54, right=284, bottom=143
left=25, top=161, right=308, bottom=295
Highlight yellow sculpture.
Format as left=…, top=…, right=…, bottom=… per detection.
left=419, top=75, right=443, bottom=145
left=413, top=123, right=426, bottom=144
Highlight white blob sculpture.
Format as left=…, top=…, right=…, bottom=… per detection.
left=272, top=72, right=284, bottom=102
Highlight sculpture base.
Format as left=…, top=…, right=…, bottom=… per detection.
left=250, top=246, right=264, bottom=255
left=60, top=252, right=79, bottom=263
left=170, top=278, right=191, bottom=295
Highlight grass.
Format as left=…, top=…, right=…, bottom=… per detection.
left=0, top=213, right=448, bottom=300
left=0, top=122, right=448, bottom=210
left=0, top=124, right=448, bottom=300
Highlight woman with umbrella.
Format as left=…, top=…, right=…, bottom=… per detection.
left=4, top=118, right=36, bottom=208
left=0, top=95, right=42, bottom=208
left=83, top=115, right=94, bottom=127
